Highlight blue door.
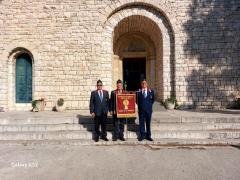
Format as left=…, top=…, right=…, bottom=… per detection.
left=16, top=54, right=32, bottom=103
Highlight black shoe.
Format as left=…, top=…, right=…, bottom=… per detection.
left=146, top=137, right=153, bottom=141
left=119, top=137, right=125, bottom=141
left=112, top=137, right=117, bottom=141
left=138, top=137, right=144, bottom=141
left=94, top=137, right=99, bottom=142
left=102, top=137, right=109, bottom=141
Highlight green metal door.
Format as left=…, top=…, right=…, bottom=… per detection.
left=16, top=54, right=32, bottom=103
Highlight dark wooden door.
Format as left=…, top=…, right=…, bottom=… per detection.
left=16, top=54, right=32, bottom=103
left=123, top=58, right=146, bottom=91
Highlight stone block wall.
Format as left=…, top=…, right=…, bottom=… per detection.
left=0, top=0, right=239, bottom=110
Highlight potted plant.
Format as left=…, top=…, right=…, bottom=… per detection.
left=56, top=98, right=66, bottom=112
left=233, top=96, right=240, bottom=109
left=165, top=96, right=177, bottom=110
left=31, top=97, right=46, bottom=112
left=32, top=100, right=41, bottom=112
left=39, top=97, right=46, bottom=111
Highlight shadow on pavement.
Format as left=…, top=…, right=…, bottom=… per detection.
left=76, top=115, right=139, bottom=140
left=182, top=109, right=240, bottom=115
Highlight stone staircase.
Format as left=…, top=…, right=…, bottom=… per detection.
left=0, top=110, right=240, bottom=145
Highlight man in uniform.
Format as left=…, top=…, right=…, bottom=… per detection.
left=89, top=80, right=109, bottom=142
left=136, top=79, right=155, bottom=141
left=110, top=79, right=126, bottom=141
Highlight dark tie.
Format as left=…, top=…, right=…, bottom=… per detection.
left=99, top=91, right=103, bottom=102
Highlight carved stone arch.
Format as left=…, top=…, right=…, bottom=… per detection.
left=8, top=47, right=34, bottom=63
left=100, top=0, right=176, bottom=33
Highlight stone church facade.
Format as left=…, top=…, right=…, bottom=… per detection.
left=0, top=0, right=239, bottom=111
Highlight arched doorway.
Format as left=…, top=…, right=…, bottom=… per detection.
left=15, top=53, right=33, bottom=103
left=112, top=15, right=163, bottom=99
left=102, top=4, right=175, bottom=102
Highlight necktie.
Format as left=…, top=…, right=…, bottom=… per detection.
left=99, top=91, right=103, bottom=102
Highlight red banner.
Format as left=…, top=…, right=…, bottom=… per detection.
left=116, top=94, right=136, bottom=118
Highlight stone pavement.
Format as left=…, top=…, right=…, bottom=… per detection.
left=0, top=144, right=240, bottom=180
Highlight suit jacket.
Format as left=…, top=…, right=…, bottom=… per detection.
left=109, top=89, right=126, bottom=114
left=89, top=90, right=109, bottom=116
left=136, top=89, right=155, bottom=113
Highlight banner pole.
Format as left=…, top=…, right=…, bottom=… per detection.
left=125, top=117, right=128, bottom=139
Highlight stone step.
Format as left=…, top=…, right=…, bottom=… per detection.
left=0, top=117, right=134, bottom=125
left=1, top=138, right=240, bottom=146
left=0, top=130, right=240, bottom=140
left=1, top=115, right=240, bottom=125
left=152, top=116, right=240, bottom=123
left=0, top=117, right=78, bottom=125
left=0, top=123, right=240, bottom=132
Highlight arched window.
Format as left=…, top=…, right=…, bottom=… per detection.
left=15, top=53, right=32, bottom=103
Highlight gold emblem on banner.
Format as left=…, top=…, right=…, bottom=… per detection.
left=123, top=98, right=129, bottom=110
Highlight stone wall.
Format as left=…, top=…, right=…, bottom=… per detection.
left=0, top=0, right=239, bottom=110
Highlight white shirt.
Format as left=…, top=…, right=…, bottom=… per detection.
left=142, top=88, right=147, bottom=97
left=117, top=89, right=122, bottom=94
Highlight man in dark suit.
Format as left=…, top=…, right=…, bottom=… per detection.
left=109, top=79, right=126, bottom=141
left=136, top=79, right=155, bottom=141
left=89, top=80, right=109, bottom=142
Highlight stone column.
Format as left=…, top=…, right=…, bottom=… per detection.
left=149, top=55, right=155, bottom=90
left=112, top=55, right=122, bottom=88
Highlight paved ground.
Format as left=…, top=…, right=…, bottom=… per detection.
left=0, top=144, right=240, bottom=180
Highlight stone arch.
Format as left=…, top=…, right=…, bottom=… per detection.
left=8, top=47, right=34, bottom=63
left=99, top=0, right=177, bottom=32
left=102, top=4, right=175, bottom=101
left=8, top=47, right=35, bottom=110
